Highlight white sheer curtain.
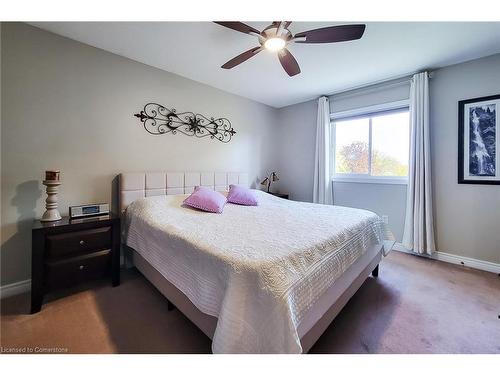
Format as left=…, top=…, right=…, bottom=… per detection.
left=402, top=71, right=436, bottom=255
left=313, top=96, right=333, bottom=205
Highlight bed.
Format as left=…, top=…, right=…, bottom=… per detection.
left=120, top=171, right=393, bottom=353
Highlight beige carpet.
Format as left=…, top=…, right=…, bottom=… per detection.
left=1, top=251, right=499, bottom=354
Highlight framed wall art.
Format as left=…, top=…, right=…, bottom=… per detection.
left=458, top=94, right=500, bottom=184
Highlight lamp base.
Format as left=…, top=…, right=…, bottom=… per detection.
left=41, top=180, right=62, bottom=222
left=40, top=209, right=62, bottom=222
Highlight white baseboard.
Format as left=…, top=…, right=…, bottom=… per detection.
left=393, top=243, right=500, bottom=274
left=1, top=246, right=498, bottom=299
left=0, top=279, right=31, bottom=299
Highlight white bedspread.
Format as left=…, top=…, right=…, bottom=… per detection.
left=124, top=191, right=390, bottom=353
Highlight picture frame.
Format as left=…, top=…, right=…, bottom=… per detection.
left=458, top=94, right=500, bottom=185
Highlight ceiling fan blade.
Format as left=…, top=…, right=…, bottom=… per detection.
left=221, top=47, right=262, bottom=69
left=213, top=21, right=261, bottom=35
left=278, top=48, right=301, bottom=77
left=294, top=24, right=366, bottom=43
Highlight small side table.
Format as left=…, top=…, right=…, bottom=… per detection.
left=31, top=214, right=120, bottom=313
left=268, top=192, right=289, bottom=200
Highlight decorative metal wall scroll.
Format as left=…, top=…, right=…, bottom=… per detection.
left=134, top=103, right=236, bottom=143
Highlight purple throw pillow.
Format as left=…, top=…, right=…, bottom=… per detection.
left=226, top=185, right=259, bottom=206
left=183, top=186, right=227, bottom=213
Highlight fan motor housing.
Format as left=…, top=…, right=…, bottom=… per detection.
left=260, top=24, right=293, bottom=43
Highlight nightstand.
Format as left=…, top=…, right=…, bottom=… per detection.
left=268, top=192, right=289, bottom=200
left=31, top=213, right=120, bottom=314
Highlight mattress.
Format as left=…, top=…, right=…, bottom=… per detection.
left=123, top=190, right=390, bottom=353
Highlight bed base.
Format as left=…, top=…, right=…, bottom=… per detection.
left=131, top=244, right=383, bottom=353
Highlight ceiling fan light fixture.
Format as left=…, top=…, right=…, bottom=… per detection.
left=264, top=37, right=286, bottom=51
left=214, top=22, right=366, bottom=77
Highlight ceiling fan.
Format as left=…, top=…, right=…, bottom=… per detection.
left=214, top=21, right=366, bottom=77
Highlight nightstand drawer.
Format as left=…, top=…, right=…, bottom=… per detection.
left=269, top=192, right=289, bottom=200
left=31, top=214, right=120, bottom=313
left=44, top=249, right=111, bottom=289
left=46, top=227, right=112, bottom=258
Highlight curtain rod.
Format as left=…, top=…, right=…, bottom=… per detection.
left=322, top=70, right=434, bottom=100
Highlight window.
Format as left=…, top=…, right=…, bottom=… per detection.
left=331, top=102, right=410, bottom=184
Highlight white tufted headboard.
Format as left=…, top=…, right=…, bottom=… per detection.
left=119, top=172, right=249, bottom=213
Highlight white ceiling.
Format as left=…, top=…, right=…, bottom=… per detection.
left=29, top=22, right=500, bottom=108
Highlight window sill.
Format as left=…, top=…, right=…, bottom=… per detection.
left=332, top=177, right=408, bottom=185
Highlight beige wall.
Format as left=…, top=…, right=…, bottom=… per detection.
left=275, top=81, right=410, bottom=241
left=1, top=23, right=279, bottom=285
left=430, top=54, right=500, bottom=263
left=1, top=23, right=2, bottom=249
left=275, top=54, right=500, bottom=264
left=2, top=22, right=499, bottom=286
left=274, top=99, right=317, bottom=203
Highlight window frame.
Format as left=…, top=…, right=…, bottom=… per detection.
left=330, top=100, right=410, bottom=185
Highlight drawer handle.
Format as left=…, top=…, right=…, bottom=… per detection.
left=79, top=240, right=85, bottom=246
left=79, top=265, right=85, bottom=270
